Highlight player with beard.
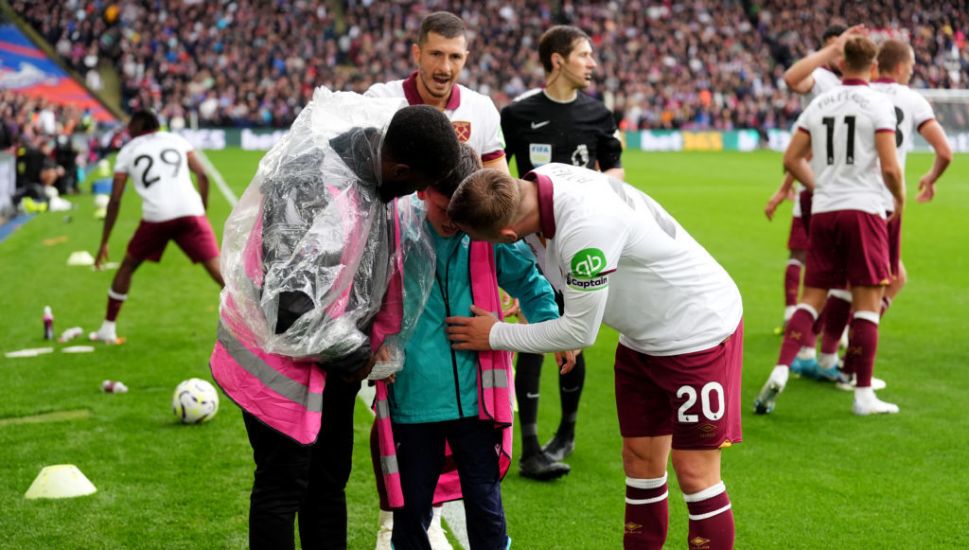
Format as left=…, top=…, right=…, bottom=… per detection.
left=366, top=11, right=507, bottom=173
left=499, top=25, right=624, bottom=481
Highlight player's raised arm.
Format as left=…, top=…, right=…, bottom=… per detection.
left=916, top=120, right=952, bottom=202
left=186, top=151, right=210, bottom=210
left=785, top=25, right=865, bottom=94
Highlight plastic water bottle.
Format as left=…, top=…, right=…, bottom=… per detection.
left=101, top=380, right=128, bottom=394
left=43, top=306, right=54, bottom=341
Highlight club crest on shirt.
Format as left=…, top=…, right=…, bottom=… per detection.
left=451, top=121, right=471, bottom=142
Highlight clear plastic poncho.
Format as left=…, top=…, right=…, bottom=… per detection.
left=218, top=87, right=435, bottom=375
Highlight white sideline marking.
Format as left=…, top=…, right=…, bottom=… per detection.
left=357, top=384, right=470, bottom=550
left=195, top=150, right=238, bottom=206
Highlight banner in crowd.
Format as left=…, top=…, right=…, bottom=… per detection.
left=0, top=24, right=115, bottom=122
left=626, top=130, right=762, bottom=152
left=628, top=129, right=969, bottom=153
left=177, top=127, right=969, bottom=153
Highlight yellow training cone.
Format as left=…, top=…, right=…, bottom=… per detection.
left=24, top=465, right=97, bottom=499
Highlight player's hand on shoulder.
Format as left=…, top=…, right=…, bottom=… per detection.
left=446, top=305, right=498, bottom=351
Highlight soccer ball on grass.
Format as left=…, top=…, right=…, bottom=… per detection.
left=172, top=378, right=219, bottom=424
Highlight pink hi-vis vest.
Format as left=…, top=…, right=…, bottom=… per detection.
left=210, top=200, right=405, bottom=445
left=373, top=240, right=515, bottom=509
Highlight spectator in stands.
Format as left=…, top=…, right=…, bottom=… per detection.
left=12, top=0, right=968, bottom=134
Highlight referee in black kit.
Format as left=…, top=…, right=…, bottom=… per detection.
left=500, top=25, right=623, bottom=480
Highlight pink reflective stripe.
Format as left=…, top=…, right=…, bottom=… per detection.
left=374, top=381, right=404, bottom=508
left=469, top=241, right=515, bottom=479
left=217, top=319, right=325, bottom=394
left=370, top=199, right=404, bottom=350
left=210, top=341, right=322, bottom=445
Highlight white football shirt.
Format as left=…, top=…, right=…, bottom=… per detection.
left=795, top=81, right=897, bottom=216
left=365, top=73, right=505, bottom=162
left=872, top=78, right=936, bottom=210
left=114, top=131, right=204, bottom=222
left=792, top=67, right=843, bottom=218
left=489, top=163, right=743, bottom=357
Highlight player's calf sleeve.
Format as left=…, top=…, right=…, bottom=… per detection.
left=515, top=352, right=544, bottom=457
left=820, top=290, right=852, bottom=355
left=684, top=481, right=734, bottom=550
left=557, top=353, right=585, bottom=437
left=784, top=260, right=802, bottom=307
left=624, top=474, right=669, bottom=550
left=778, top=305, right=818, bottom=367
left=843, top=311, right=880, bottom=388
left=106, top=289, right=127, bottom=322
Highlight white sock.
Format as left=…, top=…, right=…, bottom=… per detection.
left=431, top=505, right=443, bottom=528
left=819, top=353, right=839, bottom=370
left=99, top=320, right=117, bottom=335
left=797, top=346, right=816, bottom=360
left=784, top=305, right=796, bottom=322
left=378, top=509, right=393, bottom=529
left=770, top=366, right=790, bottom=388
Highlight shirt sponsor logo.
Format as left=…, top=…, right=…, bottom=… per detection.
left=530, top=120, right=551, bottom=129
left=529, top=143, right=552, bottom=167
left=452, top=121, right=471, bottom=142
left=571, top=248, right=607, bottom=279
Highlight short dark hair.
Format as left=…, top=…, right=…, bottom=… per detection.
left=435, top=143, right=482, bottom=197
left=418, top=12, right=466, bottom=45
left=128, top=110, right=160, bottom=136
left=383, top=105, right=460, bottom=184
left=877, top=39, right=913, bottom=74
left=843, top=36, right=877, bottom=73
left=821, top=24, right=847, bottom=46
left=538, top=25, right=591, bottom=73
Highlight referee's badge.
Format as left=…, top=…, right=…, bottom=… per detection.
left=451, top=121, right=471, bottom=142
left=529, top=143, right=552, bottom=167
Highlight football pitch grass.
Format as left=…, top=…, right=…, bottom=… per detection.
left=0, top=149, right=966, bottom=548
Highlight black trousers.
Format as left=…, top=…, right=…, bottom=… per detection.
left=242, top=376, right=360, bottom=550
left=391, top=418, right=507, bottom=550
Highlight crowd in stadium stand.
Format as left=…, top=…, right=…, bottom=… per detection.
left=11, top=0, right=969, bottom=132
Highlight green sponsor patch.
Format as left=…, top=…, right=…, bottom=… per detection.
left=570, top=248, right=607, bottom=279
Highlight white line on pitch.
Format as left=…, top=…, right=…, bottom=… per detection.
left=195, top=150, right=238, bottom=206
